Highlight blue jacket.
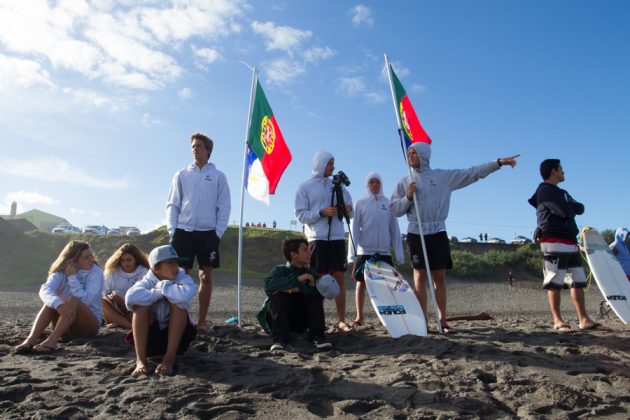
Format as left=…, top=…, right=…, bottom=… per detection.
left=610, top=227, right=630, bottom=276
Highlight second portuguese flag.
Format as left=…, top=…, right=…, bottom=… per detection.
left=388, top=62, right=432, bottom=149
left=247, top=79, right=292, bottom=195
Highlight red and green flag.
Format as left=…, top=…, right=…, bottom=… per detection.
left=388, top=62, right=431, bottom=149
left=245, top=79, right=292, bottom=203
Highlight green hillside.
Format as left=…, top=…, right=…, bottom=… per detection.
left=0, top=225, right=545, bottom=287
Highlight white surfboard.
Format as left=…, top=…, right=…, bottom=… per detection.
left=582, top=228, right=630, bottom=324
left=364, top=260, right=428, bottom=337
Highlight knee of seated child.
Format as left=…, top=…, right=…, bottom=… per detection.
left=132, top=305, right=153, bottom=314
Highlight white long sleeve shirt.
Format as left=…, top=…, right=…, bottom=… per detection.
left=39, top=264, right=104, bottom=321
left=125, top=268, right=198, bottom=330
left=166, top=161, right=231, bottom=238
left=348, top=172, right=404, bottom=264
left=294, top=151, right=353, bottom=241
left=103, top=266, right=149, bottom=297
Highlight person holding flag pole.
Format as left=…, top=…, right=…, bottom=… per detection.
left=237, top=66, right=292, bottom=328
left=385, top=54, right=519, bottom=333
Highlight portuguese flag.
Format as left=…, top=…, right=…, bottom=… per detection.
left=388, top=61, right=431, bottom=149
left=246, top=79, right=292, bottom=202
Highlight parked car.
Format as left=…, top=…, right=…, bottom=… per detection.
left=510, top=235, right=532, bottom=245
left=448, top=235, right=459, bottom=243
left=83, top=225, right=107, bottom=235
left=487, top=237, right=506, bottom=244
left=460, top=237, right=478, bottom=243
left=107, top=228, right=122, bottom=236
left=52, top=224, right=81, bottom=234
left=126, top=227, right=141, bottom=236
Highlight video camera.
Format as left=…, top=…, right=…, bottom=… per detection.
left=332, top=171, right=350, bottom=188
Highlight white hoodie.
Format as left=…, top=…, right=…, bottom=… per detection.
left=348, top=172, right=404, bottom=264
left=166, top=161, right=231, bottom=238
left=103, top=266, right=149, bottom=297
left=39, top=264, right=104, bottom=321
left=294, top=151, right=353, bottom=241
left=125, top=268, right=198, bottom=330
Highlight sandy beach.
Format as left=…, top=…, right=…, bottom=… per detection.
left=1, top=275, right=628, bottom=418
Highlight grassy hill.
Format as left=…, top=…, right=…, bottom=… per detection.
left=0, top=225, right=542, bottom=287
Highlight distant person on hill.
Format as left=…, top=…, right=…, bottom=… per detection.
left=273, top=220, right=277, bottom=229
left=479, top=233, right=483, bottom=242
left=528, top=158, right=598, bottom=332
left=391, top=142, right=518, bottom=333
left=295, top=150, right=354, bottom=332
left=125, top=245, right=198, bottom=376
left=348, top=172, right=404, bottom=327
left=166, top=132, right=231, bottom=334
left=258, top=238, right=337, bottom=351
left=15, top=241, right=103, bottom=354
left=610, top=227, right=630, bottom=281
left=484, top=232, right=488, bottom=242
left=102, top=244, right=150, bottom=330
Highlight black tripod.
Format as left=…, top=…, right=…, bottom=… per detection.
left=327, top=183, right=356, bottom=256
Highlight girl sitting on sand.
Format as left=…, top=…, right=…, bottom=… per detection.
left=15, top=240, right=103, bottom=354
left=102, top=244, right=150, bottom=329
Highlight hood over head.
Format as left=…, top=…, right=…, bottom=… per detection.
left=311, top=150, right=334, bottom=179
left=364, top=171, right=385, bottom=199
left=611, top=227, right=630, bottom=252
left=409, top=142, right=431, bottom=171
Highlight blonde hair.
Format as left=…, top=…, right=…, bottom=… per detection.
left=103, top=243, right=150, bottom=277
left=48, top=240, right=92, bottom=276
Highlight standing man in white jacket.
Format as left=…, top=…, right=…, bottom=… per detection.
left=166, top=132, right=231, bottom=333
left=295, top=151, right=353, bottom=332
left=348, top=172, right=404, bottom=327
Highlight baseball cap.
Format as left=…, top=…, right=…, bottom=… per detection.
left=316, top=274, right=340, bottom=300
left=148, top=245, right=183, bottom=268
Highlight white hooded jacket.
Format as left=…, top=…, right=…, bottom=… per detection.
left=348, top=172, right=404, bottom=264
left=294, top=151, right=353, bottom=241
left=125, top=268, right=198, bottom=330
left=391, top=143, right=500, bottom=235
left=39, top=264, right=104, bottom=321
left=166, top=161, right=231, bottom=238
left=103, top=265, right=149, bottom=297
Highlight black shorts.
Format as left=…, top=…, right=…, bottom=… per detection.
left=309, top=240, right=347, bottom=274
left=171, top=229, right=220, bottom=269
left=407, top=231, right=453, bottom=270
left=351, top=255, right=394, bottom=282
left=125, top=319, right=197, bottom=357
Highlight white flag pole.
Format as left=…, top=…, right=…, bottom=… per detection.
left=384, top=54, right=442, bottom=334
left=237, top=67, right=258, bottom=329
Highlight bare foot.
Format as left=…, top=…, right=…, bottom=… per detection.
left=155, top=362, right=174, bottom=376
left=337, top=321, right=353, bottom=332
left=33, top=339, right=58, bottom=353
left=131, top=361, right=151, bottom=376
left=196, top=321, right=212, bottom=335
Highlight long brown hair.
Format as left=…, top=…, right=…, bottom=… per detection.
left=48, top=240, right=91, bottom=276
left=103, top=243, right=150, bottom=277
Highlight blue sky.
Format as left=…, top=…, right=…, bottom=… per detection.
left=1, top=0, right=628, bottom=240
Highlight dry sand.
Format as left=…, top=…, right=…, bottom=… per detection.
left=0, top=275, right=628, bottom=418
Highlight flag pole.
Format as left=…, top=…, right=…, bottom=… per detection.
left=384, top=54, right=442, bottom=334
left=237, top=67, right=258, bottom=329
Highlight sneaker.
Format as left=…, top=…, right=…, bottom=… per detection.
left=313, top=339, right=332, bottom=350
left=270, top=342, right=285, bottom=351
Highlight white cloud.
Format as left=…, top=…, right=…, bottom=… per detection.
left=191, top=45, right=222, bottom=69
left=0, top=53, right=54, bottom=90
left=251, top=21, right=312, bottom=53
left=62, top=87, right=130, bottom=112
left=263, top=58, right=306, bottom=86
left=5, top=191, right=58, bottom=206
left=0, top=158, right=129, bottom=189
left=142, top=113, right=163, bottom=128
left=349, top=5, right=374, bottom=27
left=70, top=208, right=85, bottom=215
left=178, top=87, right=193, bottom=100
left=337, top=76, right=385, bottom=103
left=303, top=46, right=335, bottom=64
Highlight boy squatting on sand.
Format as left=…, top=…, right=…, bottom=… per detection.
left=125, top=245, right=198, bottom=376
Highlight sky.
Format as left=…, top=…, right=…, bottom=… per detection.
left=1, top=0, right=629, bottom=241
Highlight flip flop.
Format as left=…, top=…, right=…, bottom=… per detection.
left=579, top=322, right=602, bottom=331
left=33, top=344, right=59, bottom=354
left=440, top=324, right=454, bottom=334
left=553, top=323, right=574, bottom=333
left=349, top=320, right=363, bottom=328
left=14, top=341, right=36, bottom=355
